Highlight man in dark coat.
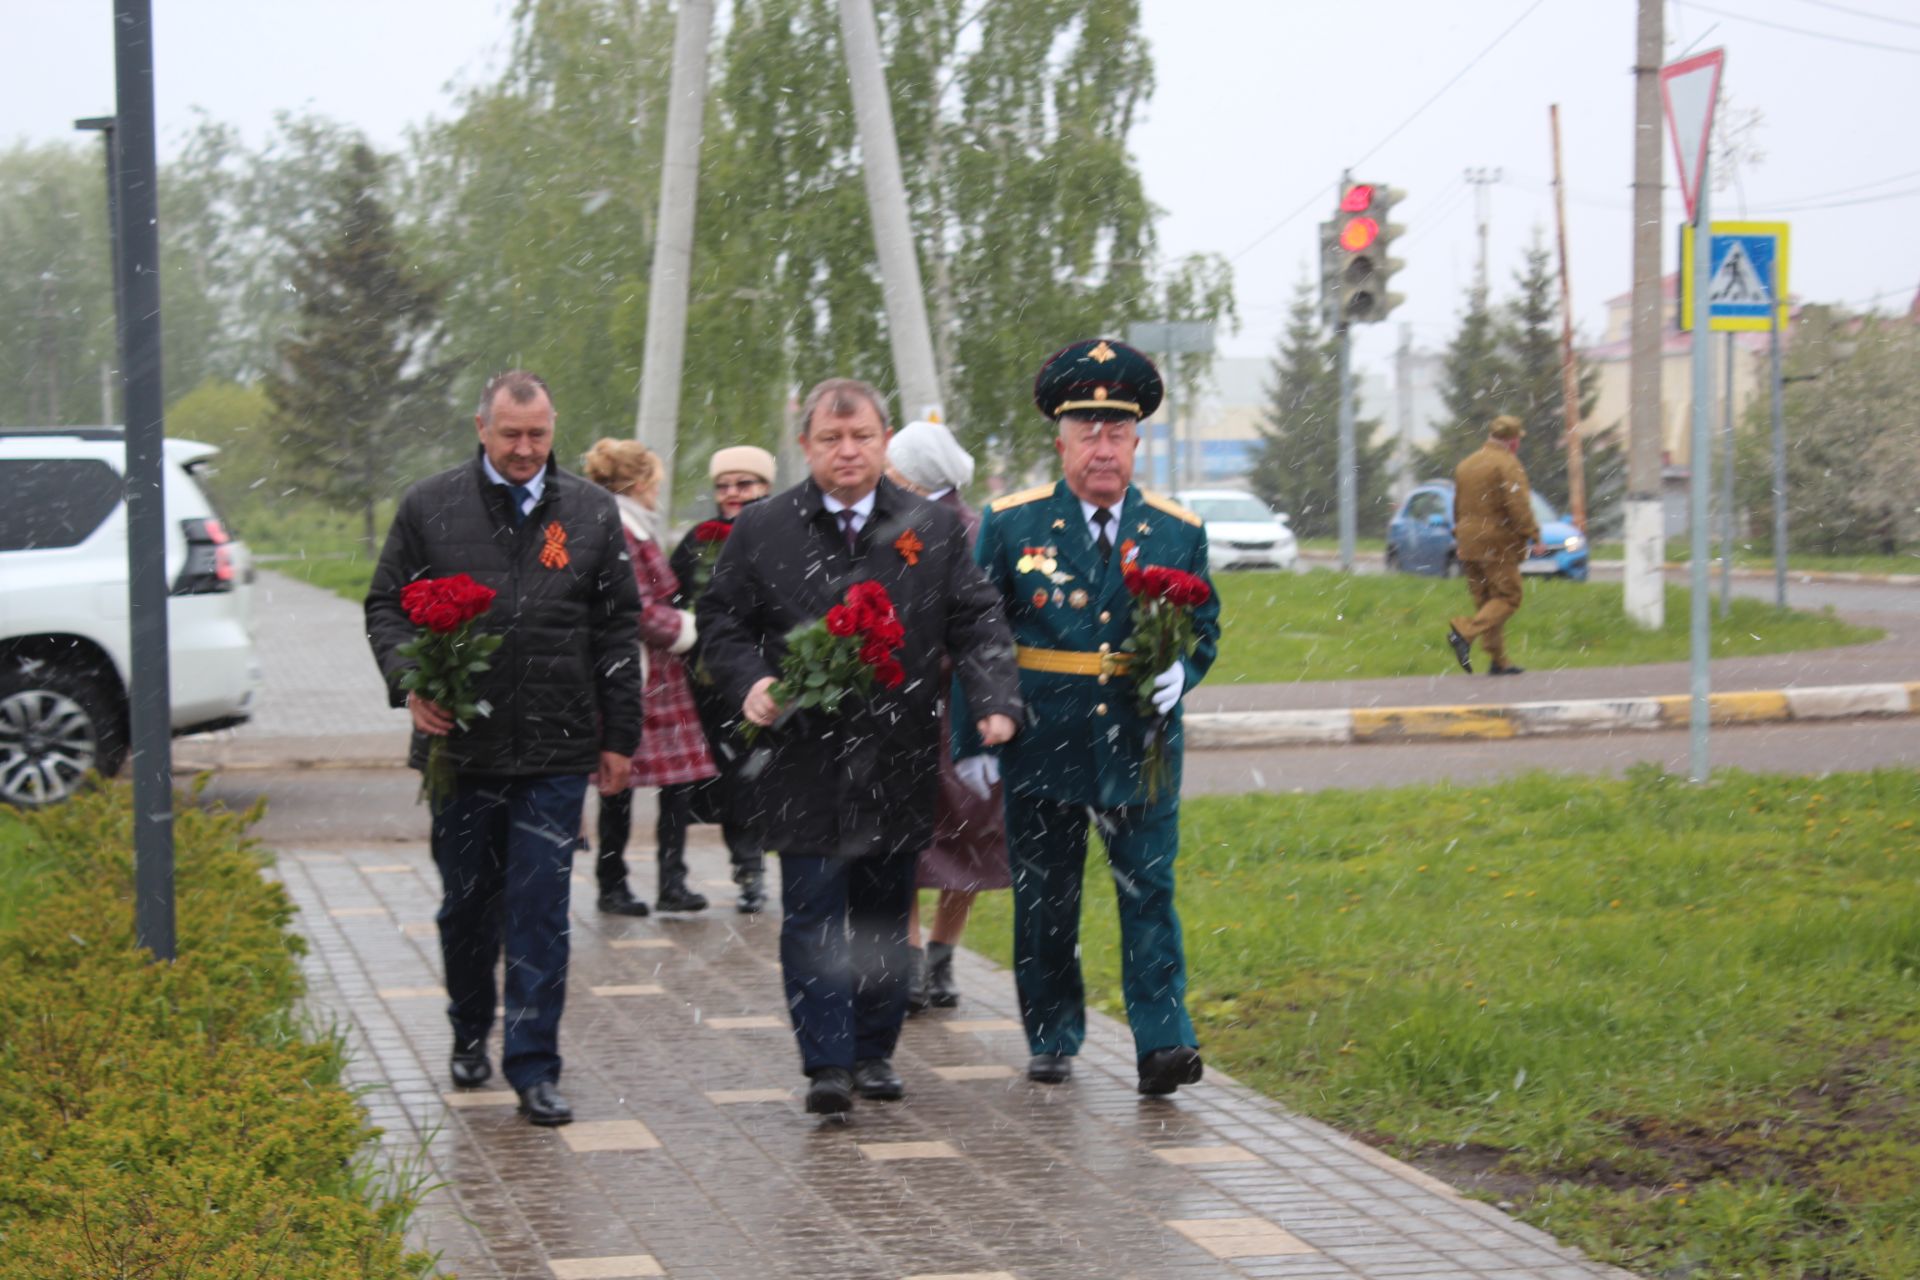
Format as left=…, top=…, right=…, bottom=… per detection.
left=1446, top=414, right=1542, bottom=676
left=668, top=445, right=776, bottom=913
left=365, top=370, right=641, bottom=1127
left=697, top=378, right=1021, bottom=1116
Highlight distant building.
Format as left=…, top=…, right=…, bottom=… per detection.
left=1579, top=273, right=1775, bottom=469
left=1136, top=342, right=1447, bottom=494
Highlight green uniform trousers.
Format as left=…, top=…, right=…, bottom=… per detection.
left=1008, top=791, right=1196, bottom=1063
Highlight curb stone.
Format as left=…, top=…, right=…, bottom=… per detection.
left=1186, top=680, right=1920, bottom=749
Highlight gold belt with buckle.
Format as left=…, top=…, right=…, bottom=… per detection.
left=1015, top=645, right=1132, bottom=678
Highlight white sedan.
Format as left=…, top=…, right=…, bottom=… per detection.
left=1174, top=489, right=1299, bottom=571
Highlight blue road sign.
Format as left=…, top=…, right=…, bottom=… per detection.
left=1679, top=221, right=1790, bottom=332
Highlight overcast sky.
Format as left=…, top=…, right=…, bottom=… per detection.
left=8, top=0, right=1917, bottom=379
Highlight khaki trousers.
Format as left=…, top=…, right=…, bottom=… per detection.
left=1449, top=559, right=1524, bottom=667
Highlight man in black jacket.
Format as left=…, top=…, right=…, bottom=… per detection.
left=698, top=378, right=1021, bottom=1116
left=366, top=369, right=641, bottom=1127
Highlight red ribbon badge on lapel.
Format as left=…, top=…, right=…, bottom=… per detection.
left=893, top=528, right=924, bottom=567
left=539, top=521, right=569, bottom=569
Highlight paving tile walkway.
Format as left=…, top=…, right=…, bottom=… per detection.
left=278, top=837, right=1632, bottom=1280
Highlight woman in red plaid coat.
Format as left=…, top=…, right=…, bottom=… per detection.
left=583, top=439, right=717, bottom=915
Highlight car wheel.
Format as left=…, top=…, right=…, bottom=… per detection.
left=0, top=662, right=127, bottom=808
left=1384, top=548, right=1400, bottom=575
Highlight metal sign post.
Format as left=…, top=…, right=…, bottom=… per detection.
left=1661, top=47, right=1724, bottom=785
left=1766, top=283, right=1788, bottom=609
left=113, top=0, right=176, bottom=959
left=1335, top=323, right=1356, bottom=573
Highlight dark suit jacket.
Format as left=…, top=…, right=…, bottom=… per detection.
left=696, top=476, right=1021, bottom=859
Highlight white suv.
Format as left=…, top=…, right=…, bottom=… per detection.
left=0, top=429, right=261, bottom=806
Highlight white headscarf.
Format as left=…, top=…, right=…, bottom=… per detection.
left=888, top=420, right=975, bottom=493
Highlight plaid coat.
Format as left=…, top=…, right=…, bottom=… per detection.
left=626, top=528, right=718, bottom=787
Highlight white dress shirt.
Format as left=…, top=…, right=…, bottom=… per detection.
left=822, top=487, right=878, bottom=537
left=481, top=454, right=546, bottom=518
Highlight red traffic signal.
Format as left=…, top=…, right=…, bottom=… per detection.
left=1339, top=217, right=1379, bottom=252
left=1340, top=183, right=1375, bottom=213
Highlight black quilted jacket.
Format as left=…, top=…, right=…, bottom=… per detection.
left=365, top=450, right=643, bottom=777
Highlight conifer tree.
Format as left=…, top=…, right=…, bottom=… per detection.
left=1248, top=284, right=1391, bottom=539
left=265, top=142, right=450, bottom=547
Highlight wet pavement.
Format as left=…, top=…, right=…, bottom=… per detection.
left=279, top=833, right=1631, bottom=1280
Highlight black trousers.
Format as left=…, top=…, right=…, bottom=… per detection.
left=595, top=784, right=693, bottom=892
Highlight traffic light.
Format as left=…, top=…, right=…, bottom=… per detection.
left=1330, top=182, right=1406, bottom=325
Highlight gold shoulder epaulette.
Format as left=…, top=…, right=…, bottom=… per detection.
left=990, top=483, right=1054, bottom=513
left=1141, top=490, right=1203, bottom=526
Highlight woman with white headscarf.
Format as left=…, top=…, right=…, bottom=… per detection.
left=885, top=420, right=1009, bottom=1013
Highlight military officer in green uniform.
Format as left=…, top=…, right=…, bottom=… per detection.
left=962, top=337, right=1222, bottom=1096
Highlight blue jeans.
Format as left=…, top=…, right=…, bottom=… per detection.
left=430, top=773, right=589, bottom=1092
left=778, top=849, right=916, bottom=1075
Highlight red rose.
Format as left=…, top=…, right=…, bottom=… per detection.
left=693, top=520, right=731, bottom=543
left=874, top=656, right=906, bottom=689
left=859, top=637, right=892, bottom=666
left=825, top=605, right=857, bottom=637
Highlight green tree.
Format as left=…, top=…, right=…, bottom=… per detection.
left=1418, top=288, right=1511, bottom=476
left=1499, top=240, right=1609, bottom=517
left=264, top=142, right=452, bottom=547
left=1737, top=306, right=1920, bottom=555
left=0, top=143, right=116, bottom=426
left=1248, top=284, right=1391, bottom=538
left=414, top=0, right=674, bottom=473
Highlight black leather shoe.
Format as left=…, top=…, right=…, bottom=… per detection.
left=655, top=883, right=710, bottom=913
left=449, top=1040, right=491, bottom=1089
left=1138, top=1045, right=1204, bottom=1096
left=1446, top=627, right=1474, bottom=674
left=852, top=1057, right=904, bottom=1100
left=516, top=1080, right=573, bottom=1126
left=1488, top=663, right=1526, bottom=676
left=597, top=885, right=651, bottom=917
left=1027, top=1052, right=1073, bottom=1084
left=805, top=1067, right=855, bottom=1115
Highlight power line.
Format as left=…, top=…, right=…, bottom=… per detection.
left=1674, top=0, right=1920, bottom=53
left=1771, top=182, right=1920, bottom=212
left=1230, top=0, right=1553, bottom=261
left=1786, top=0, right=1920, bottom=32
left=1756, top=166, right=1920, bottom=205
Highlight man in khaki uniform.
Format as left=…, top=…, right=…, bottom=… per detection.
left=1446, top=415, right=1541, bottom=675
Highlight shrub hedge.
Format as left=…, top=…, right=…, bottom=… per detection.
left=0, top=782, right=432, bottom=1279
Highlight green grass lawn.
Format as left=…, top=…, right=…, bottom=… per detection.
left=1589, top=540, right=1920, bottom=577
left=964, top=766, right=1920, bottom=1278
left=1208, top=570, right=1880, bottom=684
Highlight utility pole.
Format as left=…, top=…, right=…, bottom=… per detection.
left=1394, top=322, right=1415, bottom=502
left=114, top=0, right=176, bottom=960
left=1336, top=320, right=1357, bottom=572
left=634, top=0, right=714, bottom=520
left=839, top=0, right=943, bottom=422
left=1464, top=168, right=1501, bottom=306
left=1624, top=0, right=1666, bottom=629
left=1549, top=105, right=1587, bottom=531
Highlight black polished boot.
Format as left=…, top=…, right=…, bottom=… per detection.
left=654, top=786, right=708, bottom=913
left=925, top=941, right=960, bottom=1008
left=449, top=1037, right=491, bottom=1089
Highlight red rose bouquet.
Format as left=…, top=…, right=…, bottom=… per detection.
left=743, top=579, right=906, bottom=742
left=1120, top=562, right=1212, bottom=800
left=686, top=520, right=731, bottom=599
left=395, top=573, right=503, bottom=809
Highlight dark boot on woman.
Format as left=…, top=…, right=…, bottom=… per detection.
left=656, top=846, right=709, bottom=913
left=925, top=941, right=960, bottom=1008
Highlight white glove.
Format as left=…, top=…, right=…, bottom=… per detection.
left=1151, top=661, right=1187, bottom=715
left=954, top=753, right=1000, bottom=799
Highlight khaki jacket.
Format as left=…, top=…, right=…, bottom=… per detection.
left=1452, top=442, right=1540, bottom=563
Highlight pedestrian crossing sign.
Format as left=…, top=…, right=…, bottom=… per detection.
left=1679, top=221, right=1790, bottom=332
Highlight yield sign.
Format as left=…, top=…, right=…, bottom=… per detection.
left=1661, top=48, right=1724, bottom=225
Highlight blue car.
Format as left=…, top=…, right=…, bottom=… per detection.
left=1385, top=480, right=1589, bottom=581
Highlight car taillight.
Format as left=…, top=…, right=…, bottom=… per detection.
left=172, top=517, right=235, bottom=595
